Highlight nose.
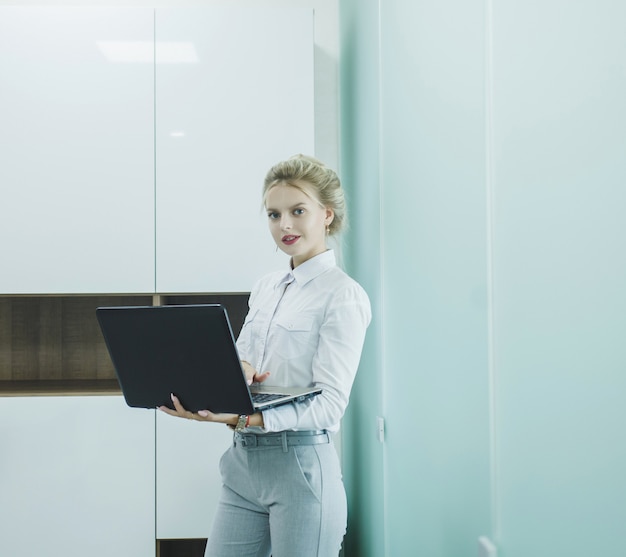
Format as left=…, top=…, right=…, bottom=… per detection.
left=280, top=214, right=293, bottom=231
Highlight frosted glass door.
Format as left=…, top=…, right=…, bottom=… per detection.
left=0, top=396, right=155, bottom=557
left=0, top=8, right=154, bottom=294
left=491, top=2, right=626, bottom=555
left=155, top=7, right=314, bottom=293
left=376, top=1, right=492, bottom=555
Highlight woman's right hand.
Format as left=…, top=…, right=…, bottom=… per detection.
left=241, top=360, right=270, bottom=385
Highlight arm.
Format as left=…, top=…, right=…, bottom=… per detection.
left=262, top=288, right=371, bottom=432
left=158, top=393, right=265, bottom=428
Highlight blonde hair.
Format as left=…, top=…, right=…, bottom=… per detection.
left=263, top=154, right=347, bottom=236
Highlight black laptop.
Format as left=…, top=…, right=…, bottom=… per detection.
left=96, top=304, right=321, bottom=414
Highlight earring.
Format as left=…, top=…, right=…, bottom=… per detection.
left=325, top=224, right=330, bottom=236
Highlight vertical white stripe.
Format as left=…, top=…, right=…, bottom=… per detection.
left=377, top=0, right=390, bottom=555
left=153, top=8, right=158, bottom=293
left=484, top=0, right=500, bottom=541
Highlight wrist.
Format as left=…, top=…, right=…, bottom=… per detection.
left=249, top=411, right=264, bottom=428
left=235, top=414, right=250, bottom=432
left=233, top=412, right=264, bottom=429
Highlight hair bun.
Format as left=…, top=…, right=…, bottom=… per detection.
left=289, top=153, right=326, bottom=168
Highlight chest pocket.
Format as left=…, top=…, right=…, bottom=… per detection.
left=272, top=313, right=317, bottom=360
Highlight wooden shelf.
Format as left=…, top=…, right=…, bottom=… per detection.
left=0, top=379, right=121, bottom=396
left=157, top=539, right=207, bottom=557
left=0, top=293, right=249, bottom=396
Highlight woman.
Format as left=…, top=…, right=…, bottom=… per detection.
left=159, top=155, right=371, bottom=557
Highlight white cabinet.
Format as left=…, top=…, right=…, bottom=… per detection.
left=156, top=411, right=233, bottom=539
left=0, top=8, right=155, bottom=294
left=0, top=6, right=314, bottom=295
left=0, top=4, right=316, bottom=549
left=155, top=7, right=314, bottom=293
left=0, top=396, right=155, bottom=557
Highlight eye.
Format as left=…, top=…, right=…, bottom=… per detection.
left=293, top=208, right=305, bottom=216
left=267, top=211, right=280, bottom=220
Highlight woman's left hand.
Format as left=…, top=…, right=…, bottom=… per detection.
left=241, top=360, right=271, bottom=385
left=158, top=393, right=238, bottom=426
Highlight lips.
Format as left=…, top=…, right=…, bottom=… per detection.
left=282, top=235, right=300, bottom=245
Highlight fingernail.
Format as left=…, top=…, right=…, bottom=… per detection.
left=198, top=410, right=208, bottom=417
left=247, top=379, right=252, bottom=385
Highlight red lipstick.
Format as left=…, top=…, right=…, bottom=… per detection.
left=282, top=235, right=300, bottom=245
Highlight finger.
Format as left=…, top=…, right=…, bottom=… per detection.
left=158, top=405, right=192, bottom=420
left=170, top=393, right=195, bottom=420
left=170, top=393, right=186, bottom=413
left=241, top=361, right=259, bottom=385
left=254, top=371, right=271, bottom=383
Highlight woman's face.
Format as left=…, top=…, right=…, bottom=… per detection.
left=265, top=181, right=334, bottom=268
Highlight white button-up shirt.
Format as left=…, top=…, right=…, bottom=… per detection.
left=236, top=250, right=371, bottom=433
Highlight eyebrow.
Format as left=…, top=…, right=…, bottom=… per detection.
left=265, top=202, right=308, bottom=212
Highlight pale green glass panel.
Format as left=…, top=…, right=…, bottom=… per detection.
left=379, top=1, right=491, bottom=555
left=492, top=1, right=626, bottom=555
left=340, top=0, right=385, bottom=556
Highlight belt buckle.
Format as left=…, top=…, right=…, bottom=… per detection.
left=241, top=433, right=257, bottom=448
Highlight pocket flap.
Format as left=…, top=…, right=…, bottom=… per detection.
left=275, top=314, right=314, bottom=332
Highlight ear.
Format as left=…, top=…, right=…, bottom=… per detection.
left=325, top=207, right=335, bottom=226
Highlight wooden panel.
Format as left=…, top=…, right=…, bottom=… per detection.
left=38, top=297, right=63, bottom=380
left=0, top=379, right=121, bottom=396
left=62, top=297, right=100, bottom=381
left=0, top=294, right=245, bottom=395
left=0, top=295, right=151, bottom=393
left=157, top=539, right=207, bottom=557
left=0, top=297, right=12, bottom=380
left=162, top=293, right=249, bottom=337
left=11, top=298, right=40, bottom=381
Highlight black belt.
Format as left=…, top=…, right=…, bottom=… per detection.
left=234, top=430, right=330, bottom=450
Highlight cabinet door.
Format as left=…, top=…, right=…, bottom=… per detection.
left=0, top=396, right=155, bottom=557
left=0, top=8, right=155, bottom=294
left=156, top=410, right=233, bottom=539
left=155, top=7, right=314, bottom=293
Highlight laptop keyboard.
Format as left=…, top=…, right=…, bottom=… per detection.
left=251, top=392, right=285, bottom=404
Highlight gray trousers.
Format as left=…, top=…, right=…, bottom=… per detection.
left=205, top=434, right=347, bottom=557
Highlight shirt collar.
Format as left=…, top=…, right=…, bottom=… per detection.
left=276, top=249, right=337, bottom=288
left=291, top=249, right=336, bottom=286
left=275, top=250, right=336, bottom=289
